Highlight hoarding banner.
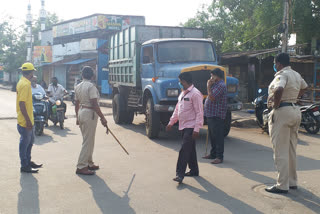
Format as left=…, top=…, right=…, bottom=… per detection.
left=53, top=15, right=123, bottom=38
left=33, top=46, right=52, bottom=66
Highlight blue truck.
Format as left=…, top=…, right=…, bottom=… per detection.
left=108, top=25, right=242, bottom=138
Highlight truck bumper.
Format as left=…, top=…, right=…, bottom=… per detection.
left=154, top=104, right=176, bottom=112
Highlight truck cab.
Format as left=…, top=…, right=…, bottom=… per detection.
left=140, top=39, right=242, bottom=137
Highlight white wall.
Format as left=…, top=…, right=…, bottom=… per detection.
left=52, top=42, right=80, bottom=62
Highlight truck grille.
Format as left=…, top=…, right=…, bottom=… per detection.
left=187, top=70, right=211, bottom=95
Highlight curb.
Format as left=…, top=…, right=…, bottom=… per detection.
left=99, top=101, right=112, bottom=108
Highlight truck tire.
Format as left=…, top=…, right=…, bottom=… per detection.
left=124, top=111, right=134, bottom=124
left=145, top=98, right=160, bottom=139
left=224, top=110, right=231, bottom=137
left=113, top=94, right=126, bottom=124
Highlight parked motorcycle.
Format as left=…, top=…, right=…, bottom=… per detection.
left=33, top=92, right=48, bottom=136
left=69, top=90, right=75, bottom=105
left=300, top=104, right=320, bottom=134
left=49, top=98, right=66, bottom=129
left=254, top=89, right=320, bottom=134
left=253, top=89, right=269, bottom=132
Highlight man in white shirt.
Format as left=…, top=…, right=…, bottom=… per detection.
left=31, top=76, right=46, bottom=96
left=47, top=77, right=68, bottom=119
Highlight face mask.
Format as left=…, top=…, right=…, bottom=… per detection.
left=178, top=82, right=184, bottom=89
left=273, top=64, right=277, bottom=73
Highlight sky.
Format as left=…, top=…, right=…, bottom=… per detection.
left=1, top=0, right=212, bottom=27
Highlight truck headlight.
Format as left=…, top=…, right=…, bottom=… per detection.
left=167, top=89, right=179, bottom=97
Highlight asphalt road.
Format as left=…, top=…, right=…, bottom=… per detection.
left=0, top=89, right=319, bottom=214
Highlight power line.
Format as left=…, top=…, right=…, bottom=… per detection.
left=223, top=22, right=281, bottom=53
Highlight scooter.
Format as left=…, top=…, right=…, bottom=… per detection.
left=49, top=97, right=66, bottom=129
left=32, top=92, right=48, bottom=136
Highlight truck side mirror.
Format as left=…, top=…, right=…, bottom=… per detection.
left=143, top=56, right=150, bottom=64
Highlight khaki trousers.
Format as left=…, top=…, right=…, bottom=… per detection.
left=77, top=108, right=98, bottom=169
left=268, top=106, right=301, bottom=190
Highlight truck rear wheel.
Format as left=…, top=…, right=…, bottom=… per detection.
left=113, top=94, right=127, bottom=124
left=145, top=98, right=160, bottom=139
left=224, top=110, right=231, bottom=137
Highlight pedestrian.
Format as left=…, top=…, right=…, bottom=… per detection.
left=74, top=66, right=108, bottom=175
left=166, top=72, right=204, bottom=184
left=202, top=68, right=227, bottom=164
left=265, top=53, right=308, bottom=194
left=16, top=62, right=42, bottom=173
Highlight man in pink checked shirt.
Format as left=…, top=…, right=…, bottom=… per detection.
left=166, top=72, right=204, bottom=184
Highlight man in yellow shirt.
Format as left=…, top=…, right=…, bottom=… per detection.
left=16, top=62, right=42, bottom=173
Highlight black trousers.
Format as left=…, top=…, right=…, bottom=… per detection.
left=176, top=128, right=199, bottom=179
left=207, top=117, right=225, bottom=160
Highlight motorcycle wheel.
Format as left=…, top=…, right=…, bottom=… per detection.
left=58, top=112, right=64, bottom=129
left=35, top=123, right=44, bottom=136
left=304, top=124, right=320, bottom=134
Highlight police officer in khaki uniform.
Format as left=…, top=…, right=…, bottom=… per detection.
left=75, top=66, right=108, bottom=175
left=265, top=53, right=308, bottom=194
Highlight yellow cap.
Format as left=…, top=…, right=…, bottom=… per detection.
left=20, top=62, right=37, bottom=71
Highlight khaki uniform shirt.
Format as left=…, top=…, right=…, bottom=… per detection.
left=75, top=80, right=100, bottom=107
left=268, top=66, right=308, bottom=105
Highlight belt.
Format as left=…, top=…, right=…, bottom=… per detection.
left=279, top=102, right=296, bottom=108
left=81, top=105, right=94, bottom=110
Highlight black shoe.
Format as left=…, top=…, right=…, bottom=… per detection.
left=265, top=185, right=288, bottom=194
left=185, top=171, right=199, bottom=177
left=20, top=167, right=39, bottom=173
left=290, top=186, right=298, bottom=190
left=173, top=176, right=183, bottom=184
left=30, top=161, right=43, bottom=168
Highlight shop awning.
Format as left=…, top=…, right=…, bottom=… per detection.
left=63, top=58, right=95, bottom=65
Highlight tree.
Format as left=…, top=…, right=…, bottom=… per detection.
left=184, top=0, right=320, bottom=53
left=0, top=17, right=26, bottom=81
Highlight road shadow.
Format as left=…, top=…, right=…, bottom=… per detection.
left=284, top=188, right=320, bottom=213
left=34, top=134, right=54, bottom=145
left=18, top=174, right=39, bottom=214
left=178, top=176, right=263, bottom=214
left=45, top=126, right=76, bottom=138
left=78, top=175, right=135, bottom=214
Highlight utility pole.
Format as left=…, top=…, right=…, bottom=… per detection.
left=281, top=0, right=290, bottom=53
left=26, top=2, right=33, bottom=62
left=39, top=0, right=47, bottom=40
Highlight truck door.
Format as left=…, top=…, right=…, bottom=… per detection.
left=141, top=45, right=155, bottom=80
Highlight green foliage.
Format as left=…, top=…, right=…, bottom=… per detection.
left=0, top=17, right=26, bottom=73
left=184, top=0, right=320, bottom=53
left=0, top=13, right=60, bottom=75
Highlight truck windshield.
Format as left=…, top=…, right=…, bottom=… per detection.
left=157, top=41, right=215, bottom=63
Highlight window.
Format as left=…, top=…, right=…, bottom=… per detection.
left=142, top=46, right=154, bottom=64
left=157, top=41, right=215, bottom=63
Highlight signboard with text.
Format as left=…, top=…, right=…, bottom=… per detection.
left=53, top=15, right=123, bottom=38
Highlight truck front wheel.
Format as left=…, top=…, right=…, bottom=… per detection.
left=145, top=98, right=160, bottom=139
left=224, top=110, right=231, bottom=137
